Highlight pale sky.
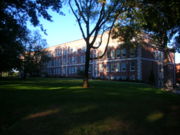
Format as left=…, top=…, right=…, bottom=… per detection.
left=28, top=7, right=180, bottom=63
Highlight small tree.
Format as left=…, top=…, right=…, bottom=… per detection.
left=22, top=31, right=50, bottom=79
left=69, top=0, right=126, bottom=88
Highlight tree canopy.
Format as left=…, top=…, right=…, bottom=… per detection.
left=112, top=0, right=180, bottom=51
left=0, top=0, right=62, bottom=72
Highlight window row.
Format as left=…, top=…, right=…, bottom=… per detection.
left=55, top=47, right=86, bottom=56
left=46, top=56, right=86, bottom=66
left=105, top=61, right=136, bottom=72
left=47, top=66, right=85, bottom=75
left=47, top=61, right=136, bottom=73
left=54, top=47, right=136, bottom=59
left=107, top=48, right=136, bottom=59
left=105, top=75, right=136, bottom=80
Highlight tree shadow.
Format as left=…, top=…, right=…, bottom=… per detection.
left=0, top=79, right=180, bottom=135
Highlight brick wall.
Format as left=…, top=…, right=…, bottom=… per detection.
left=43, top=33, right=175, bottom=87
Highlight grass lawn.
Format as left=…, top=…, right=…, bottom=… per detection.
left=0, top=78, right=180, bottom=135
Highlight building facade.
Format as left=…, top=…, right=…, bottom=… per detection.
left=43, top=33, right=175, bottom=87
left=176, top=63, right=180, bottom=83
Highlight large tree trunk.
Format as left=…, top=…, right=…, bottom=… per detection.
left=83, top=46, right=90, bottom=88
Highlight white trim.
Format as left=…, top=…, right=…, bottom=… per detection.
left=92, top=58, right=138, bottom=64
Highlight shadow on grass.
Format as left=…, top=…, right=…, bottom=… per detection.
left=0, top=78, right=180, bottom=135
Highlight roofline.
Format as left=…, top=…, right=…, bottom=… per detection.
left=46, top=37, right=85, bottom=49
left=45, top=31, right=110, bottom=49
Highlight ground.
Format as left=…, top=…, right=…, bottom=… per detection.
left=0, top=78, right=180, bottom=135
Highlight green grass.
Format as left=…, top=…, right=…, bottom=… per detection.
left=0, top=78, right=180, bottom=135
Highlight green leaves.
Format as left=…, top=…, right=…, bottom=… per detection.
left=113, top=0, right=180, bottom=51
left=0, top=0, right=63, bottom=72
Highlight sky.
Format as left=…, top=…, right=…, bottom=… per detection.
left=28, top=7, right=180, bottom=63
left=28, top=7, right=83, bottom=47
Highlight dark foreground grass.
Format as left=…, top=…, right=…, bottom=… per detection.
left=0, top=78, right=180, bottom=135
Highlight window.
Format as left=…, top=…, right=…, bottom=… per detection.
left=63, top=49, right=67, bottom=56
left=55, top=59, right=58, bottom=66
left=80, top=55, right=84, bottom=63
left=130, top=48, right=136, bottom=57
left=68, top=67, right=71, bottom=74
left=59, top=59, right=62, bottom=66
left=121, top=75, right=127, bottom=80
left=121, top=48, right=126, bottom=57
left=72, top=67, right=75, bottom=74
left=107, top=50, right=111, bottom=59
left=130, top=61, right=135, bottom=71
left=111, top=50, right=115, bottom=59
left=154, top=50, right=159, bottom=60
left=72, top=56, right=75, bottom=64
left=111, top=63, right=116, bottom=72
left=83, top=56, right=85, bottom=63
left=68, top=57, right=71, bottom=64
left=130, top=75, right=135, bottom=80
left=75, top=67, right=77, bottom=73
left=75, top=56, right=78, bottom=63
left=80, top=66, right=84, bottom=71
left=63, top=58, right=66, bottom=65
left=159, top=51, right=164, bottom=60
left=116, top=63, right=120, bottom=72
left=107, top=63, right=110, bottom=72
left=121, top=63, right=126, bottom=72
left=116, top=48, right=121, bottom=58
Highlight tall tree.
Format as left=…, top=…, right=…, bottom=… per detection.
left=69, top=0, right=126, bottom=88
left=0, top=0, right=62, bottom=72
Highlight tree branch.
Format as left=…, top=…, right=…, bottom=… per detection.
left=69, top=0, right=86, bottom=40
left=90, top=16, right=118, bottom=60
left=89, top=3, right=105, bottom=37
left=91, top=27, right=108, bottom=49
left=74, top=0, right=88, bottom=24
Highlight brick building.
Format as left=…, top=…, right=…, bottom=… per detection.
left=43, top=33, right=175, bottom=87
left=176, top=63, right=180, bottom=83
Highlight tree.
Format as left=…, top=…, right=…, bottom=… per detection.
left=22, top=31, right=50, bottom=79
left=0, top=0, right=63, bottom=73
left=113, top=0, right=180, bottom=51
left=69, top=0, right=126, bottom=88
left=112, top=0, right=180, bottom=87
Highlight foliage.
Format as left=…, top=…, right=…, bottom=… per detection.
left=112, top=0, right=180, bottom=51
left=0, top=0, right=62, bottom=72
left=22, top=31, right=51, bottom=78
left=0, top=78, right=180, bottom=135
